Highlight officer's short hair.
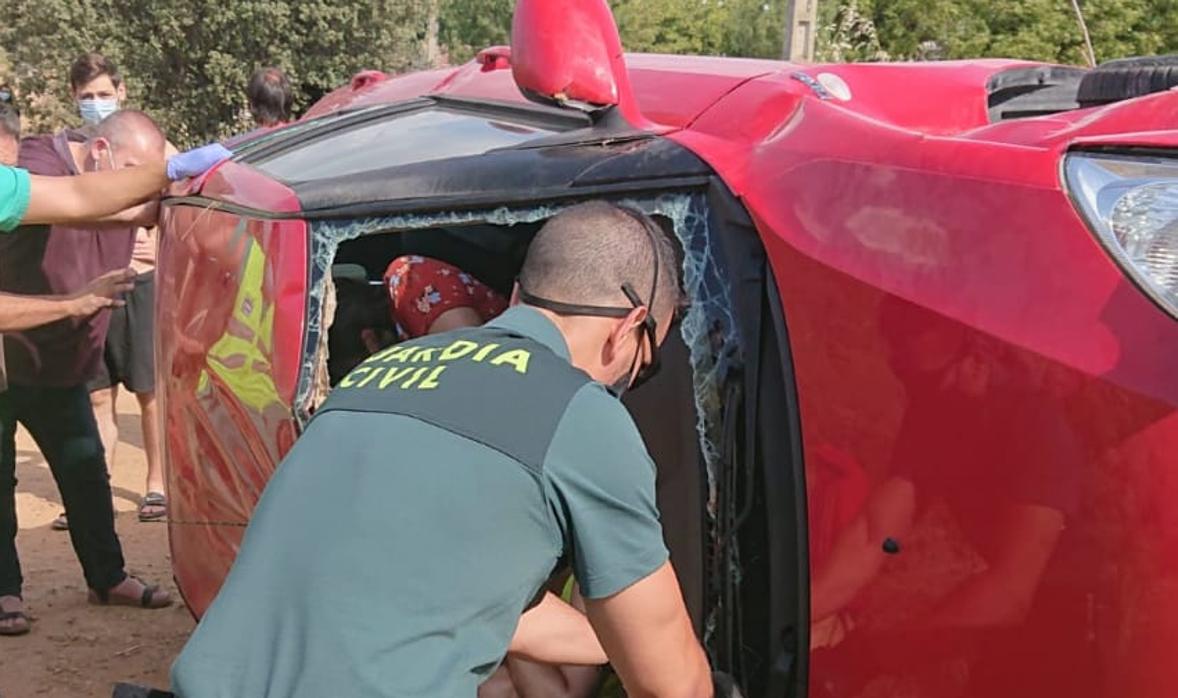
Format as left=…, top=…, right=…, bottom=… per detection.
left=520, top=201, right=682, bottom=322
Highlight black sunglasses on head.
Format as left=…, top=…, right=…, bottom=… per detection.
left=518, top=205, right=669, bottom=391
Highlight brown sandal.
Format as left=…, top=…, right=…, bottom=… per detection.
left=89, top=576, right=172, bottom=609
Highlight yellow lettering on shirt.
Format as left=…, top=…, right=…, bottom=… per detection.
left=339, top=366, right=370, bottom=388
left=377, top=346, right=416, bottom=364
left=379, top=366, right=415, bottom=389
left=417, top=365, right=446, bottom=390
left=490, top=349, right=531, bottom=374
left=412, top=347, right=438, bottom=363
left=472, top=343, right=500, bottom=362
left=355, top=366, right=384, bottom=388
left=440, top=340, right=479, bottom=361
left=400, top=366, right=430, bottom=390
left=366, top=346, right=399, bottom=363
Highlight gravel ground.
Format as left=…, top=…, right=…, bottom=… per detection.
left=2, top=391, right=193, bottom=698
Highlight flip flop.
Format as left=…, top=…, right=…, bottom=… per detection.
left=51, top=512, right=68, bottom=531
left=0, top=609, right=31, bottom=636
left=88, top=576, right=173, bottom=609
left=138, top=492, right=168, bottom=522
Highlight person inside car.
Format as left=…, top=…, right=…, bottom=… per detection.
left=170, top=201, right=713, bottom=698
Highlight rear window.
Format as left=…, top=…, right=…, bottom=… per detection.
left=249, top=108, right=557, bottom=184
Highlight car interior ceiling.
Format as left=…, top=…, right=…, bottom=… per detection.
left=326, top=216, right=710, bottom=634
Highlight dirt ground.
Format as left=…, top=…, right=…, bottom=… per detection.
left=3, top=392, right=194, bottom=698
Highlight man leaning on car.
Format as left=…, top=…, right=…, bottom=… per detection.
left=0, top=104, right=230, bottom=636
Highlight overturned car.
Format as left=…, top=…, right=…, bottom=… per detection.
left=156, top=2, right=1178, bottom=696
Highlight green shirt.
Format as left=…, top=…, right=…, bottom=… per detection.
left=172, top=307, right=669, bottom=698
left=0, top=165, right=31, bottom=232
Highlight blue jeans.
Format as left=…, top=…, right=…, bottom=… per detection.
left=0, top=384, right=126, bottom=597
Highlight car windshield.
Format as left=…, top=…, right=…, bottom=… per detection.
left=249, top=108, right=557, bottom=184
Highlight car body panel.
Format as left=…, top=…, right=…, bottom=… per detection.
left=157, top=190, right=308, bottom=613
left=161, top=5, right=1178, bottom=695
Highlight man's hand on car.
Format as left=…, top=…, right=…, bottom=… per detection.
left=166, top=143, right=233, bottom=181
left=68, top=268, right=136, bottom=317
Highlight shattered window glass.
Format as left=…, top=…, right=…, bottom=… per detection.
left=297, top=191, right=742, bottom=522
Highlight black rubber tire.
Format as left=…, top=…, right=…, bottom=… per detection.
left=1078, top=55, right=1178, bottom=106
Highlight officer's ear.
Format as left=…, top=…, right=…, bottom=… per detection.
left=604, top=306, right=646, bottom=360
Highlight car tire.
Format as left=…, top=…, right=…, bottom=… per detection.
left=1078, top=55, right=1178, bottom=107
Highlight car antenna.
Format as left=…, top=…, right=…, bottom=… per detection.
left=1069, top=0, right=1097, bottom=68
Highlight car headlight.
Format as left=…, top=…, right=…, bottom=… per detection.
left=1065, top=152, right=1178, bottom=319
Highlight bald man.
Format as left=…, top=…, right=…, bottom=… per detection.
left=0, top=110, right=177, bottom=637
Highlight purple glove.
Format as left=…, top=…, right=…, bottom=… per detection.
left=166, top=143, right=233, bottom=181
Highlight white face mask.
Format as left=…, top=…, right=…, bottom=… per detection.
left=78, top=98, right=119, bottom=125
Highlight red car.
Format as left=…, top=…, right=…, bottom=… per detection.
left=157, top=2, right=1178, bottom=696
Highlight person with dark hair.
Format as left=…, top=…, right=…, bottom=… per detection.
left=327, top=266, right=397, bottom=386
left=171, top=201, right=712, bottom=697
left=70, top=52, right=125, bottom=125
left=247, top=67, right=293, bottom=129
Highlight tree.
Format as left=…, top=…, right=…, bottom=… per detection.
left=0, top=0, right=431, bottom=146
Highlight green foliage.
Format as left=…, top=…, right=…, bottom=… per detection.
left=818, top=0, right=1178, bottom=65
left=0, top=0, right=429, bottom=146
left=6, top=0, right=1178, bottom=147
left=439, top=0, right=514, bottom=63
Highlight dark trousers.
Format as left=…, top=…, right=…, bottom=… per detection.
left=0, top=384, right=126, bottom=598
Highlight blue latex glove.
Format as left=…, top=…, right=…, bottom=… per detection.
left=166, top=143, right=233, bottom=181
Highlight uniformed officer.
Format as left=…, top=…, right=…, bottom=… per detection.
left=171, top=201, right=714, bottom=698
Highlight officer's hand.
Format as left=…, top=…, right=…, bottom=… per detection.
left=69, top=268, right=136, bottom=317
left=166, top=143, right=233, bottom=181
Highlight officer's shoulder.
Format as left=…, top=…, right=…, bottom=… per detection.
left=559, top=382, right=642, bottom=437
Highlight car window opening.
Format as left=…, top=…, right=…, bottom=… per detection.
left=297, top=195, right=747, bottom=647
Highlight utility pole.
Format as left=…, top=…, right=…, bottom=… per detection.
left=782, top=0, right=818, bottom=62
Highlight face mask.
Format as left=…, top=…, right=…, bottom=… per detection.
left=606, top=335, right=644, bottom=399
left=78, top=98, right=119, bottom=125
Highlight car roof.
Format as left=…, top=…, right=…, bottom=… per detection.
left=304, top=53, right=1045, bottom=136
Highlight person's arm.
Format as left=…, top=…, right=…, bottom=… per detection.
left=507, top=592, right=607, bottom=665
left=545, top=386, right=712, bottom=698
left=584, top=562, right=711, bottom=698
left=0, top=268, right=135, bottom=331
left=20, top=143, right=231, bottom=227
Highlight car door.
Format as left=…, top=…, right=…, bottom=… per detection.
left=157, top=166, right=308, bottom=613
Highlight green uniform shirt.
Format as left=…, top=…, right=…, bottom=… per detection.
left=172, top=306, right=669, bottom=698
left=0, top=165, right=31, bottom=232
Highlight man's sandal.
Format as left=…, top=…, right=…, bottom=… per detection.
left=138, top=492, right=168, bottom=522
left=88, top=576, right=172, bottom=609
left=0, top=609, right=31, bottom=636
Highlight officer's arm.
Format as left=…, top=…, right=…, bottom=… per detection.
left=507, top=592, right=607, bottom=665
left=584, top=561, right=712, bottom=698
left=22, top=165, right=169, bottom=226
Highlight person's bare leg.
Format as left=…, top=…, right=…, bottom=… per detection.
left=90, top=385, right=119, bottom=470
left=137, top=391, right=163, bottom=493
left=136, top=391, right=166, bottom=519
